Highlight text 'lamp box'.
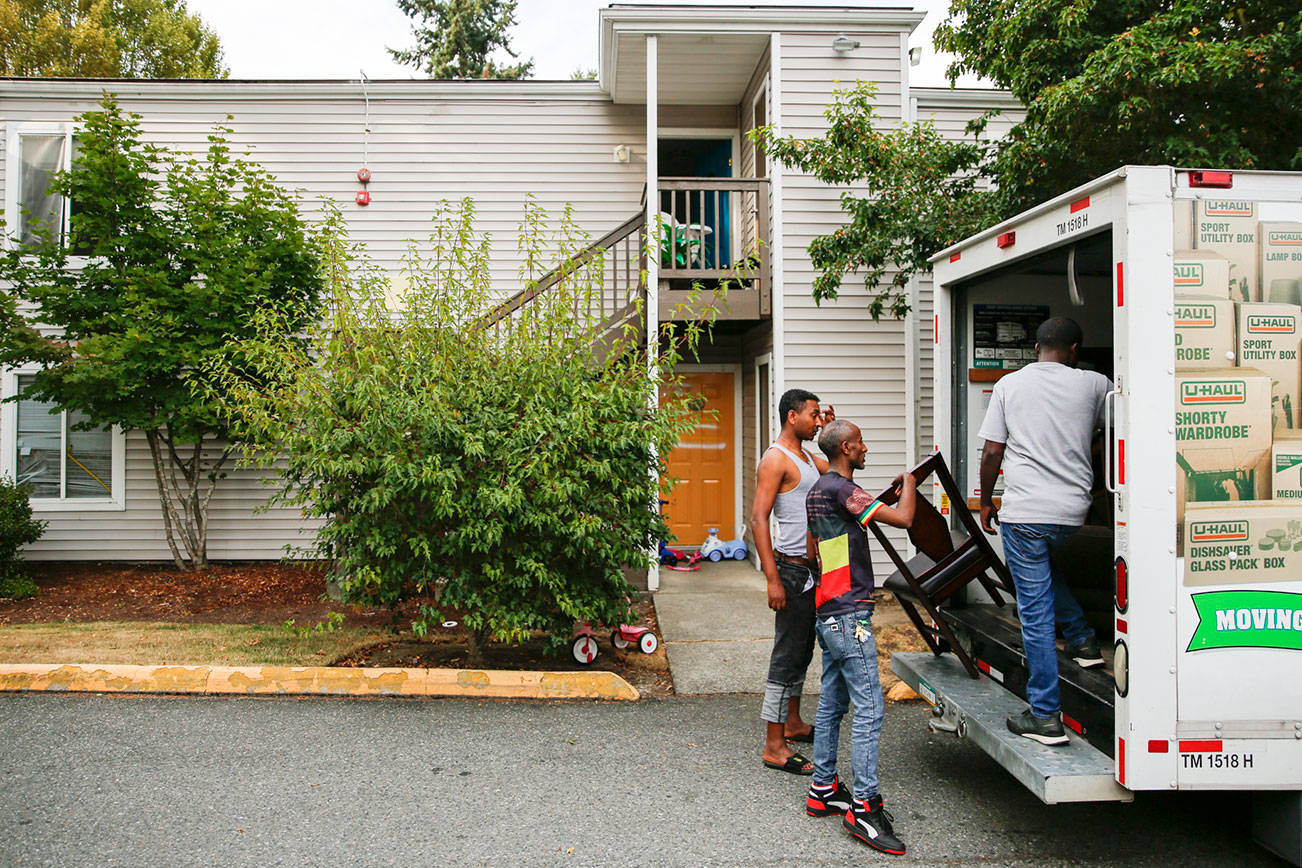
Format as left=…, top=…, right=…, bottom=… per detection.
left=1260, top=222, right=1302, bottom=302
left=1175, top=295, right=1236, bottom=369
left=1175, top=250, right=1232, bottom=299
left=1196, top=199, right=1259, bottom=301
left=1184, top=501, right=1302, bottom=586
left=1273, top=432, right=1302, bottom=501
left=1175, top=367, right=1273, bottom=546
left=1236, top=302, right=1302, bottom=431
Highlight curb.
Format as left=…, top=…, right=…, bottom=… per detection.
left=0, top=663, right=640, bottom=701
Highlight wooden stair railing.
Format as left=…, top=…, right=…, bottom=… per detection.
left=476, top=211, right=646, bottom=334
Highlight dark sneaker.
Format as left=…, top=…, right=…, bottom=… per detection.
left=1066, top=635, right=1104, bottom=668
left=842, top=794, right=906, bottom=855
left=806, top=776, right=853, bottom=817
left=1006, top=709, right=1069, bottom=745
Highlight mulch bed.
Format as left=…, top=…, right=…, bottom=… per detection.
left=0, top=562, right=673, bottom=698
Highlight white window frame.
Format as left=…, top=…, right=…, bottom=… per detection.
left=754, top=351, right=774, bottom=459
left=4, top=121, right=77, bottom=252
left=750, top=78, right=770, bottom=180
left=0, top=369, right=127, bottom=512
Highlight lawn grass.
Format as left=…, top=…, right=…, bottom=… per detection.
left=0, top=622, right=386, bottom=667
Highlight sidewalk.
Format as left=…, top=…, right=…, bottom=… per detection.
left=654, top=560, right=824, bottom=696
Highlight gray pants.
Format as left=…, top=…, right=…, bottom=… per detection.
left=760, top=560, right=817, bottom=724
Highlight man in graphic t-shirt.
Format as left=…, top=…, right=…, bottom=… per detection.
left=978, top=316, right=1110, bottom=747
left=802, top=419, right=914, bottom=857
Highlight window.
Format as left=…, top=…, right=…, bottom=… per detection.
left=4, top=124, right=79, bottom=250
left=1, top=373, right=124, bottom=510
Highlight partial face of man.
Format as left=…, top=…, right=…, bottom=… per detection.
left=789, top=399, right=822, bottom=441
left=844, top=425, right=868, bottom=470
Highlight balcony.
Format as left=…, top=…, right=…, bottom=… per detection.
left=654, top=176, right=770, bottom=321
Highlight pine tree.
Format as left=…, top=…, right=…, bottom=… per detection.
left=389, top=0, right=532, bottom=80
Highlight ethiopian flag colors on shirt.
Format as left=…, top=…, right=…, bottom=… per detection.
left=806, top=471, right=885, bottom=616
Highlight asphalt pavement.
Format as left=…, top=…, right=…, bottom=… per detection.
left=0, top=692, right=1284, bottom=867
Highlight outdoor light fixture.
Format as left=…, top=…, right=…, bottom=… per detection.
left=832, top=34, right=860, bottom=53
left=613, top=144, right=631, bottom=163
left=909, top=46, right=923, bottom=66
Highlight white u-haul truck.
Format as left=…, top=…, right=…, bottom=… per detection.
left=891, top=166, right=1302, bottom=864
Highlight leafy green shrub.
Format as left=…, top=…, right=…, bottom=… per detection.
left=0, top=480, right=46, bottom=599
left=0, top=561, right=38, bottom=601
left=207, top=199, right=719, bottom=659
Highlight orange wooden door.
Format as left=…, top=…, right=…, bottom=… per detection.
left=663, top=371, right=735, bottom=547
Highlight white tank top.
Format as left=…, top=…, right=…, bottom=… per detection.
left=767, top=443, right=820, bottom=557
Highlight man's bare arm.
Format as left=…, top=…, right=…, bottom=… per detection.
left=871, top=472, right=916, bottom=529
left=978, top=440, right=1006, bottom=535
left=751, top=451, right=788, bottom=611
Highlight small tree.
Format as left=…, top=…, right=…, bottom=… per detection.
left=205, top=200, right=710, bottom=660
left=389, top=0, right=532, bottom=80
left=754, top=0, right=1302, bottom=318
left=751, top=82, right=998, bottom=319
left=0, top=95, right=323, bottom=569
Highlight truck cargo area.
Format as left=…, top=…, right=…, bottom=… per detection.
left=939, top=226, right=1120, bottom=756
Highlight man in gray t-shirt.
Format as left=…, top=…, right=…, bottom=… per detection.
left=977, top=317, right=1110, bottom=746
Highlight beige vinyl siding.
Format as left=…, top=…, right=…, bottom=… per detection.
left=911, top=90, right=1024, bottom=462
left=0, top=81, right=666, bottom=560
left=23, top=432, right=314, bottom=561
left=779, top=31, right=911, bottom=568
left=739, top=45, right=772, bottom=257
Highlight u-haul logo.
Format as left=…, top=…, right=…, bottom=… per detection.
left=1181, top=380, right=1246, bottom=404
left=1205, top=201, right=1254, bottom=217
left=1247, top=314, right=1297, bottom=334
left=1175, top=304, right=1216, bottom=327
left=1268, top=230, right=1302, bottom=246
left=1174, top=263, right=1205, bottom=286
left=1190, top=521, right=1250, bottom=543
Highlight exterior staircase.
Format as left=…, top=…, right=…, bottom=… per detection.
left=476, top=177, right=771, bottom=356
left=478, top=211, right=648, bottom=362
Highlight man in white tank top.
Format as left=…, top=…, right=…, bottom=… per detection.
left=753, top=388, right=833, bottom=774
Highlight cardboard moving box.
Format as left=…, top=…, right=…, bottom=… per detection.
left=1273, top=433, right=1302, bottom=501
left=1259, top=222, right=1302, bottom=302
left=1184, top=501, right=1302, bottom=585
left=1196, top=199, right=1259, bottom=301
left=1236, top=302, right=1302, bottom=430
left=1175, top=295, right=1236, bottom=368
left=1175, top=368, right=1274, bottom=545
left=1175, top=250, right=1232, bottom=299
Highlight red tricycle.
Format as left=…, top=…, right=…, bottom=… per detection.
left=570, top=621, right=659, bottom=664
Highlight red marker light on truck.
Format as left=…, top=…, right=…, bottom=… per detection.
left=1115, top=557, right=1128, bottom=613
left=1188, top=170, right=1233, bottom=189
left=996, top=231, right=1016, bottom=249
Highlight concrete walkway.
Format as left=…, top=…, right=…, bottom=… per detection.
left=654, top=560, right=823, bottom=696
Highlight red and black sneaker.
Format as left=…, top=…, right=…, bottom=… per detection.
left=805, top=775, right=853, bottom=817
left=842, top=794, right=906, bottom=855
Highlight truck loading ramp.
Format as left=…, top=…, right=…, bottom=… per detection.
left=892, top=652, right=1132, bottom=804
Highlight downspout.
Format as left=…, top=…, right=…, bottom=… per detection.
left=646, top=33, right=660, bottom=593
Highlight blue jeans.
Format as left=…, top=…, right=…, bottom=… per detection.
left=812, top=610, right=882, bottom=801
left=999, top=522, right=1095, bottom=719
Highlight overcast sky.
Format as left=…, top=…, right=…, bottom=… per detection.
left=183, top=0, right=985, bottom=88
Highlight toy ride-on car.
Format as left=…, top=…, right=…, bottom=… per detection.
left=698, top=527, right=749, bottom=562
